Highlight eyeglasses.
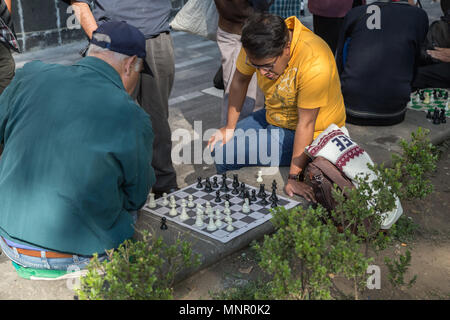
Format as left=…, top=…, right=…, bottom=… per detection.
left=245, top=55, right=279, bottom=72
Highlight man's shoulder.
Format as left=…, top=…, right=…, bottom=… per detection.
left=15, top=60, right=62, bottom=78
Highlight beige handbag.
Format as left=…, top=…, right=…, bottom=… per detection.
left=170, top=0, right=219, bottom=41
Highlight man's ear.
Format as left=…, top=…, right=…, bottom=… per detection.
left=284, top=42, right=291, bottom=56
left=125, top=55, right=138, bottom=76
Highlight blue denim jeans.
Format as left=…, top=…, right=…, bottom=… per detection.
left=213, top=109, right=295, bottom=173
left=0, top=210, right=138, bottom=271
left=0, top=236, right=108, bottom=271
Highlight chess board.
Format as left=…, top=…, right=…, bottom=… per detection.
left=407, top=88, right=449, bottom=118
left=141, top=175, right=301, bottom=243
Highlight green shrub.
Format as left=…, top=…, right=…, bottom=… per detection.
left=76, top=230, right=201, bottom=300
left=253, top=205, right=370, bottom=300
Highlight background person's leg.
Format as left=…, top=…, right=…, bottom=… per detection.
left=217, top=28, right=264, bottom=127
left=135, top=33, right=178, bottom=192
left=0, top=42, right=15, bottom=95
left=312, top=14, right=345, bottom=54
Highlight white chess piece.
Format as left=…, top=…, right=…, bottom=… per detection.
left=226, top=220, right=234, bottom=232
left=215, top=209, right=223, bottom=227
left=224, top=210, right=232, bottom=223
left=148, top=193, right=156, bottom=208
left=207, top=213, right=217, bottom=231
left=242, top=198, right=250, bottom=213
left=187, top=195, right=195, bottom=208
left=424, top=92, right=430, bottom=104
left=195, top=210, right=204, bottom=227
left=179, top=200, right=189, bottom=221
left=224, top=201, right=230, bottom=214
left=169, top=201, right=177, bottom=216
left=162, top=193, right=169, bottom=206
left=196, top=203, right=204, bottom=217
left=170, top=195, right=176, bottom=205
left=256, top=170, right=263, bottom=183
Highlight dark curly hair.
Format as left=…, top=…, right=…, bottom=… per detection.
left=241, top=13, right=290, bottom=60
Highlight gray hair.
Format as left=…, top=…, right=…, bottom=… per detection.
left=87, top=44, right=143, bottom=72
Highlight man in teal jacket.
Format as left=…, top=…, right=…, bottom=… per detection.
left=0, top=21, right=155, bottom=271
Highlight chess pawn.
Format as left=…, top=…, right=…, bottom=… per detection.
left=224, top=201, right=231, bottom=214
left=224, top=210, right=232, bottom=223
left=195, top=212, right=204, bottom=227
left=169, top=195, right=176, bottom=205
left=226, top=220, right=234, bottom=232
left=187, top=195, right=195, bottom=208
left=169, top=201, right=177, bottom=216
left=242, top=198, right=250, bottom=213
left=424, top=92, right=430, bottom=104
left=148, top=193, right=156, bottom=208
left=207, top=213, right=217, bottom=231
left=161, top=192, right=169, bottom=206
left=256, top=170, right=263, bottom=183
left=215, top=209, right=223, bottom=227
left=179, top=200, right=189, bottom=221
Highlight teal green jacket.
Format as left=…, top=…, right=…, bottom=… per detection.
left=0, top=56, right=155, bottom=256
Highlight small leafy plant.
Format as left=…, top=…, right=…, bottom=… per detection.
left=76, top=230, right=201, bottom=300
left=384, top=250, right=417, bottom=290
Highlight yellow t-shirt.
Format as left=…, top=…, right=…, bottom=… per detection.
left=236, top=16, right=346, bottom=139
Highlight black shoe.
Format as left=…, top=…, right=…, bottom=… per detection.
left=153, top=187, right=179, bottom=199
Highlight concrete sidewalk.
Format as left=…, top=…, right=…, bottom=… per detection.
left=1, top=0, right=448, bottom=299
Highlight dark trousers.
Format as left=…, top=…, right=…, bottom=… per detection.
left=313, top=15, right=345, bottom=55
left=412, top=63, right=450, bottom=89
left=133, top=32, right=177, bottom=191
left=0, top=41, right=15, bottom=95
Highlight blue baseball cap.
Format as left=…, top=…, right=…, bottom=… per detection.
left=91, top=21, right=153, bottom=76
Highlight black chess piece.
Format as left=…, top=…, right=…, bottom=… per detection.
left=270, top=198, right=278, bottom=208
left=257, top=184, right=266, bottom=198
left=212, top=176, right=219, bottom=189
left=433, top=108, right=441, bottom=125
left=426, top=109, right=432, bottom=119
left=231, top=182, right=239, bottom=195
left=250, top=189, right=257, bottom=202
left=196, top=177, right=203, bottom=188
left=232, top=174, right=239, bottom=189
left=260, top=194, right=268, bottom=206
left=220, top=175, right=229, bottom=192
left=224, top=193, right=230, bottom=202
left=272, top=180, right=277, bottom=190
left=160, top=217, right=168, bottom=230
left=214, top=190, right=222, bottom=203
left=440, top=108, right=447, bottom=124
left=433, top=89, right=438, bottom=100
left=270, top=187, right=278, bottom=202
left=204, top=177, right=213, bottom=192
left=419, top=91, right=425, bottom=101
left=239, top=182, right=246, bottom=198
left=244, top=190, right=251, bottom=205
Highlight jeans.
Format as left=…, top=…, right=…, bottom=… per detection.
left=0, top=236, right=108, bottom=271
left=213, top=109, right=295, bottom=173
left=0, top=212, right=138, bottom=271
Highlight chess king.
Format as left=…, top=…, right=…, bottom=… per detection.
left=208, top=13, right=346, bottom=203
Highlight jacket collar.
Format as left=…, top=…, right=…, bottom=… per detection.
left=74, top=56, right=125, bottom=91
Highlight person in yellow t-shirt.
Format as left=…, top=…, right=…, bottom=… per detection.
left=207, top=13, right=346, bottom=202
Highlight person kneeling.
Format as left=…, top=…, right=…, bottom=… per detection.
left=208, top=13, right=346, bottom=202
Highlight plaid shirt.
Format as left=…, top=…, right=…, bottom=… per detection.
left=269, top=0, right=303, bottom=19
left=0, top=1, right=20, bottom=52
